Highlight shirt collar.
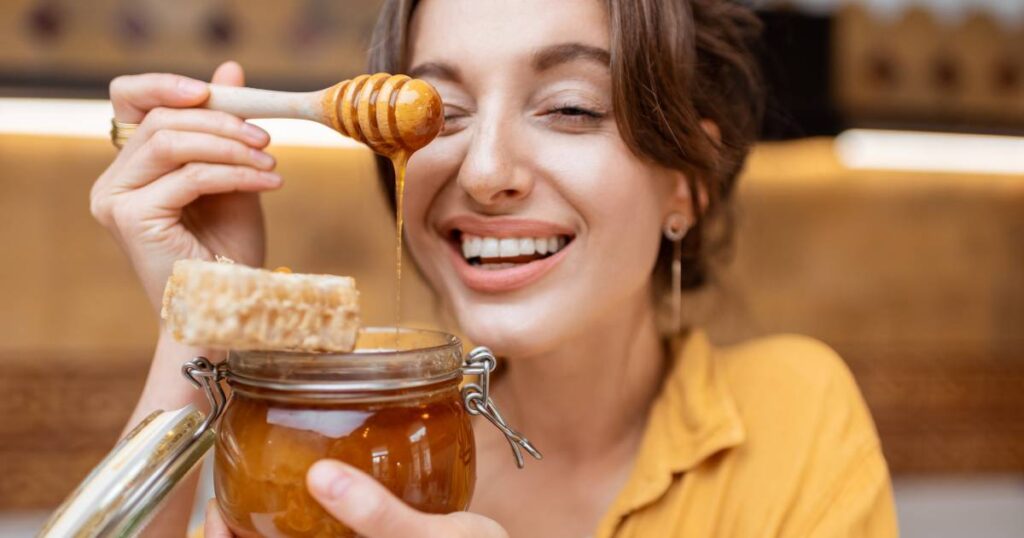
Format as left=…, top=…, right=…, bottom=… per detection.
left=598, top=329, right=747, bottom=529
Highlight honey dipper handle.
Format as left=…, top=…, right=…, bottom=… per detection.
left=202, top=85, right=326, bottom=124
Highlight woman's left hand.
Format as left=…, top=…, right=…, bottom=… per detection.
left=204, top=460, right=509, bottom=537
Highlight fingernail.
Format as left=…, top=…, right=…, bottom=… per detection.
left=309, top=462, right=353, bottom=500
left=178, top=78, right=208, bottom=98
left=242, top=123, right=269, bottom=145
left=251, top=150, right=275, bottom=169
left=260, top=172, right=282, bottom=186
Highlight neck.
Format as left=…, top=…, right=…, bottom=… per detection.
left=486, top=292, right=668, bottom=465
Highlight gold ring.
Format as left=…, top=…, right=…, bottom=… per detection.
left=110, top=119, right=140, bottom=149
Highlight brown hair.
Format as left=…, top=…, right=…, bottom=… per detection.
left=368, top=0, right=763, bottom=292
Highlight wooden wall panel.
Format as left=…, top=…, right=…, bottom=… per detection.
left=834, top=6, right=1024, bottom=127
left=843, top=343, right=1024, bottom=473
left=0, top=353, right=146, bottom=511
left=0, top=0, right=384, bottom=91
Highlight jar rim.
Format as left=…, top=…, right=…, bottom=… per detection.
left=226, top=327, right=464, bottom=392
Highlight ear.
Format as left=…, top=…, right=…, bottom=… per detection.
left=674, top=119, right=720, bottom=213
left=664, top=119, right=720, bottom=224
left=665, top=169, right=704, bottom=228
left=700, top=119, right=721, bottom=146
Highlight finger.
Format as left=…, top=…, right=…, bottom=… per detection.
left=119, top=130, right=276, bottom=190
left=133, top=107, right=270, bottom=149
left=109, top=73, right=210, bottom=123
left=307, top=460, right=455, bottom=538
left=211, top=60, right=245, bottom=87
left=204, top=499, right=234, bottom=538
left=141, top=163, right=282, bottom=210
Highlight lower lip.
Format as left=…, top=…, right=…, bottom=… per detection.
left=447, top=241, right=572, bottom=293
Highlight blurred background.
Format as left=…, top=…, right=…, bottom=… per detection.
left=0, top=0, right=1022, bottom=536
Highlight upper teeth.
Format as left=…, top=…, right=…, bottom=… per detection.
left=462, top=235, right=567, bottom=259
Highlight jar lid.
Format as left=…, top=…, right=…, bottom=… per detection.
left=227, top=327, right=465, bottom=392
left=38, top=376, right=221, bottom=538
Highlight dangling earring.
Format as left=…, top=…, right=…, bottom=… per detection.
left=663, top=212, right=690, bottom=333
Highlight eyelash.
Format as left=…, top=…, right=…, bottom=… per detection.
left=547, top=105, right=605, bottom=122
left=443, top=105, right=466, bottom=119
left=438, top=103, right=606, bottom=134
left=440, top=107, right=469, bottom=135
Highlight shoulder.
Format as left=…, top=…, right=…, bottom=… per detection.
left=705, top=335, right=896, bottom=533
left=714, top=334, right=867, bottom=418
left=711, top=333, right=880, bottom=458
left=717, top=333, right=854, bottom=392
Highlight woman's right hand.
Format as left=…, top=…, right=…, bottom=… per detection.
left=91, top=61, right=283, bottom=314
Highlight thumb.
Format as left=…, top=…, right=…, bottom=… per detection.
left=306, top=460, right=453, bottom=537
left=203, top=499, right=235, bottom=538
left=211, top=60, right=245, bottom=87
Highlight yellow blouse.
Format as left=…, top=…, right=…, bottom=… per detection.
left=595, top=331, right=899, bottom=538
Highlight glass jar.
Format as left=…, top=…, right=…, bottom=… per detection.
left=215, top=328, right=475, bottom=537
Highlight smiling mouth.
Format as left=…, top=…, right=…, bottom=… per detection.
left=451, top=231, right=574, bottom=270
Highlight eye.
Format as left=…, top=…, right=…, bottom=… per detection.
left=552, top=106, right=603, bottom=118
left=443, top=105, right=468, bottom=121
left=542, top=103, right=607, bottom=128
left=440, top=104, right=471, bottom=136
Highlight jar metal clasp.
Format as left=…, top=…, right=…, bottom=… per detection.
left=461, top=347, right=543, bottom=468
left=181, top=357, right=229, bottom=436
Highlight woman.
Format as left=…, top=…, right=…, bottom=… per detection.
left=91, top=0, right=898, bottom=536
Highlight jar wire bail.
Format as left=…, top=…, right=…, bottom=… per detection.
left=461, top=347, right=543, bottom=468
left=182, top=357, right=229, bottom=435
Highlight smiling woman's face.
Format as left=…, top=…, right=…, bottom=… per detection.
left=402, top=0, right=688, bottom=358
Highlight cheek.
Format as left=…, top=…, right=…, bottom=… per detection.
left=606, top=198, right=662, bottom=273
left=397, top=140, right=466, bottom=298
left=403, top=142, right=462, bottom=235
left=537, top=135, right=669, bottom=262
left=581, top=174, right=666, bottom=296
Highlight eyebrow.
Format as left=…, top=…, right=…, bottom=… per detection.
left=532, top=42, right=611, bottom=72
left=407, top=42, right=611, bottom=83
left=408, top=61, right=462, bottom=83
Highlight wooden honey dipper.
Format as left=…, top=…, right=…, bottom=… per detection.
left=201, top=72, right=444, bottom=156
left=201, top=73, right=439, bottom=340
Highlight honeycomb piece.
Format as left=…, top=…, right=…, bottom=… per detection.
left=161, top=259, right=359, bottom=352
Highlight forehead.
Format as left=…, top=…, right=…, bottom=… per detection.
left=408, top=0, right=609, bottom=67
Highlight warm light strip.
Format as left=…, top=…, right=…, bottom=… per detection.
left=4, top=99, right=1023, bottom=175
left=0, top=98, right=363, bottom=149
left=756, top=0, right=1024, bottom=22
left=836, top=129, right=1024, bottom=176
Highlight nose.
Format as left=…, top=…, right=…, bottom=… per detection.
left=457, top=112, right=534, bottom=208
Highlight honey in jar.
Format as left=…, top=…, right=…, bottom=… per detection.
left=214, top=328, right=475, bottom=537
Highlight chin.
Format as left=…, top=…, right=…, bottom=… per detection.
left=450, top=298, right=575, bottom=360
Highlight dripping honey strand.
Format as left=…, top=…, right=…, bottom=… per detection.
left=392, top=151, right=409, bottom=342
